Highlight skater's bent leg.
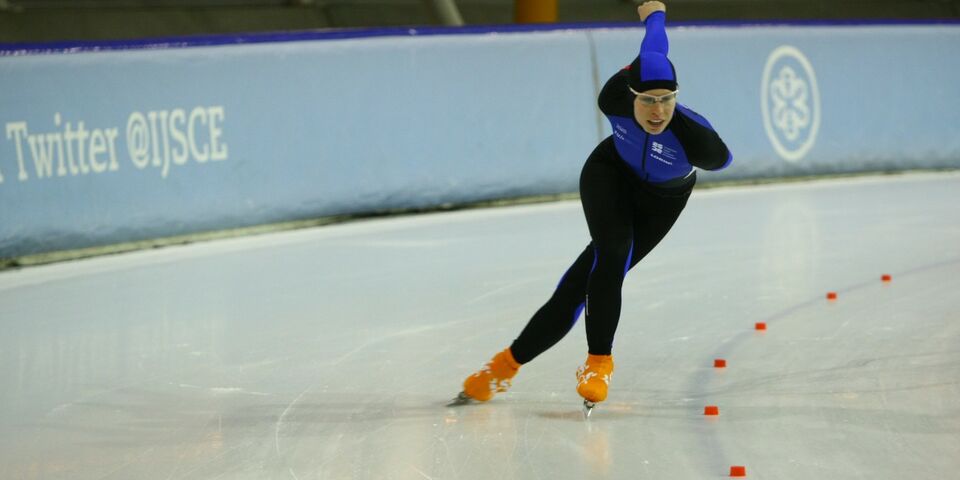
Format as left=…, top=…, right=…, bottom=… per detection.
left=583, top=191, right=690, bottom=355
left=626, top=191, right=691, bottom=271
left=584, top=237, right=633, bottom=356
left=578, top=190, right=690, bottom=358
left=510, top=245, right=594, bottom=364
left=578, top=155, right=635, bottom=357
left=510, top=144, right=636, bottom=363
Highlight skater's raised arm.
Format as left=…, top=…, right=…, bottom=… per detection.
left=638, top=1, right=668, bottom=56
left=598, top=1, right=673, bottom=118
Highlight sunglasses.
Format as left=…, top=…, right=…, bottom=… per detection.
left=628, top=87, right=679, bottom=106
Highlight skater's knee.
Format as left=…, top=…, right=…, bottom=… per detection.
left=593, top=239, right=633, bottom=268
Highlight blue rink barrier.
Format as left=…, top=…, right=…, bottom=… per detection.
left=1, top=23, right=959, bottom=259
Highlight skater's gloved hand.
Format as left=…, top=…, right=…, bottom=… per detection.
left=637, top=0, right=666, bottom=22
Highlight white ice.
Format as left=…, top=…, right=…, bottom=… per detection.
left=1, top=172, right=959, bottom=479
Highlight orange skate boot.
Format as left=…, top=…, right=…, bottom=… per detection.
left=576, top=354, right=614, bottom=417
left=453, top=348, right=521, bottom=404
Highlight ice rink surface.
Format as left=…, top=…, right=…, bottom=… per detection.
left=2, top=172, right=959, bottom=480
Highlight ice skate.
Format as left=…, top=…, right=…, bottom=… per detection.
left=576, top=354, right=614, bottom=418
left=447, top=391, right=474, bottom=406
left=582, top=400, right=598, bottom=418
left=450, top=348, right=520, bottom=405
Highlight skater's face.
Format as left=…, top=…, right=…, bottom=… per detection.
left=633, top=88, right=677, bottom=135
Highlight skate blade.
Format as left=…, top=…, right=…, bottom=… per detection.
left=446, top=392, right=474, bottom=407
left=583, top=400, right=597, bottom=419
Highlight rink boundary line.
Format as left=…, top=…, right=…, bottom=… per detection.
left=1, top=170, right=958, bottom=288
left=690, top=256, right=960, bottom=478
left=275, top=384, right=312, bottom=472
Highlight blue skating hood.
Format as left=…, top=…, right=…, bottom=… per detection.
left=628, top=52, right=677, bottom=93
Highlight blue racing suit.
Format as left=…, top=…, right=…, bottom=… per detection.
left=510, top=10, right=732, bottom=363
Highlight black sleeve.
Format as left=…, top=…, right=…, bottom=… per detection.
left=670, top=108, right=731, bottom=171
left=598, top=69, right=634, bottom=118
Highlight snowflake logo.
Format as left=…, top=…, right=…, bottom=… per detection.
left=770, top=66, right=810, bottom=142
left=761, top=46, right=821, bottom=162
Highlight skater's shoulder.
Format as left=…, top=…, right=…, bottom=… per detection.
left=673, top=103, right=716, bottom=131
left=599, top=69, right=634, bottom=116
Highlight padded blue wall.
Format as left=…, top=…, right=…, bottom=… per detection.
left=1, top=24, right=958, bottom=258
